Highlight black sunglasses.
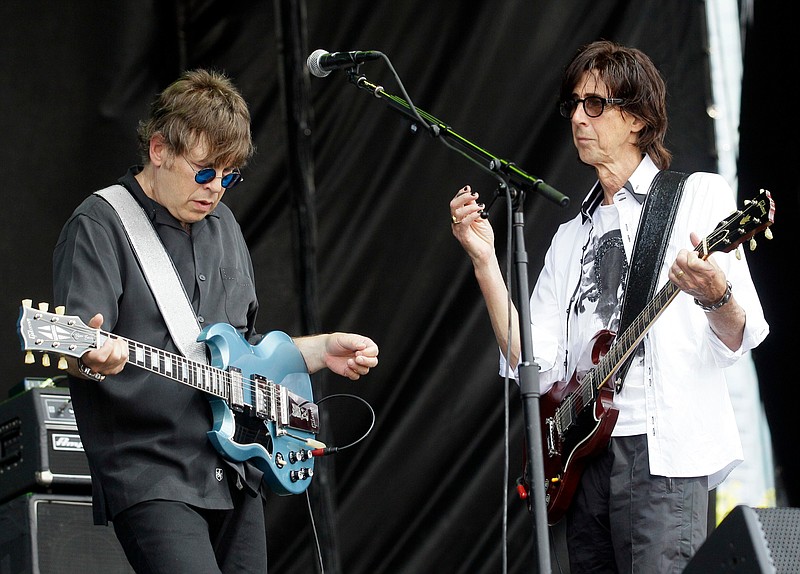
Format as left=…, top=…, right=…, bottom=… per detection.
left=183, top=156, right=243, bottom=189
left=559, top=96, right=625, bottom=119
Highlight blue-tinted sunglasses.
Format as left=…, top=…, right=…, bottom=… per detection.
left=183, top=156, right=243, bottom=189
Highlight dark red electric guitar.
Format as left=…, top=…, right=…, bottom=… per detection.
left=521, top=189, right=775, bottom=525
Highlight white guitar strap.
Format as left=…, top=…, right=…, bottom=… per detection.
left=95, top=185, right=208, bottom=365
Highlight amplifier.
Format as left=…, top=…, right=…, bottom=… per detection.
left=0, top=385, right=91, bottom=504
left=0, top=493, right=134, bottom=573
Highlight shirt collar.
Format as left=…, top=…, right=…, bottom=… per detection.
left=580, top=154, right=659, bottom=221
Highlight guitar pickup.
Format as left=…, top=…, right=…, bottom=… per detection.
left=227, top=371, right=319, bottom=435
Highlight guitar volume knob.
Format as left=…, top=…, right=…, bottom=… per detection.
left=288, top=449, right=313, bottom=464
left=289, top=467, right=313, bottom=482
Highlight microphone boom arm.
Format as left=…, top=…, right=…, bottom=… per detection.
left=348, top=72, right=569, bottom=209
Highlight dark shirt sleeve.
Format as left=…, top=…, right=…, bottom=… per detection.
left=53, top=200, right=124, bottom=330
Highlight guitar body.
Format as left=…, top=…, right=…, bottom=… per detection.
left=198, top=324, right=315, bottom=495
left=539, top=329, right=619, bottom=525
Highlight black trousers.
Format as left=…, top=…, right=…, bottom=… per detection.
left=112, top=488, right=267, bottom=574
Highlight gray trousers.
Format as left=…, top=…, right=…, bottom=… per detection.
left=566, top=434, right=708, bottom=573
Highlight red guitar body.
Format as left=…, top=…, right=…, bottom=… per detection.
left=538, top=330, right=619, bottom=525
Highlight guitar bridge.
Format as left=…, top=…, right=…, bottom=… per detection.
left=545, top=417, right=558, bottom=457
left=280, top=385, right=320, bottom=434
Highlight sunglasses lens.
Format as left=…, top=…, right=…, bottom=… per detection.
left=559, top=100, right=576, bottom=118
left=584, top=97, right=604, bottom=117
left=221, top=172, right=242, bottom=188
left=194, top=168, right=216, bottom=184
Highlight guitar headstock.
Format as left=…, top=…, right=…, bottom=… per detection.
left=17, top=299, right=95, bottom=369
left=700, top=188, right=775, bottom=258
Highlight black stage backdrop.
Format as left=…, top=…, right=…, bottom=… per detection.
left=1, top=1, right=794, bottom=573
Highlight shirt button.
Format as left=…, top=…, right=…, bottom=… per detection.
left=198, top=316, right=205, bottom=323
left=198, top=274, right=207, bottom=281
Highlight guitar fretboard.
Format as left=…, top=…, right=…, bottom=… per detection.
left=595, top=282, right=680, bottom=388
left=110, top=332, right=281, bottom=422
left=552, top=206, right=754, bottom=435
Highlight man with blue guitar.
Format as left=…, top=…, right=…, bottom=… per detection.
left=449, top=40, right=771, bottom=572
left=50, top=69, right=379, bottom=573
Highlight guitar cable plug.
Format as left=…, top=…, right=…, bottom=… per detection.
left=310, top=446, right=340, bottom=457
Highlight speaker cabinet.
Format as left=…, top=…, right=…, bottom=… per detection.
left=0, top=493, right=134, bottom=573
left=0, top=387, right=91, bottom=504
left=684, top=505, right=800, bottom=573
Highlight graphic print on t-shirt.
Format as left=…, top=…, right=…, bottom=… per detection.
left=574, top=227, right=629, bottom=334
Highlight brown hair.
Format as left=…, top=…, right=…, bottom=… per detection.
left=560, top=40, right=671, bottom=169
left=137, top=69, right=255, bottom=168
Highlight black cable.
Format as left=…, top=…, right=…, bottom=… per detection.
left=310, top=393, right=376, bottom=457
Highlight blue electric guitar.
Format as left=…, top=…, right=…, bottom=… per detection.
left=17, top=301, right=319, bottom=496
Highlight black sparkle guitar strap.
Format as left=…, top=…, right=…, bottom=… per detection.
left=615, top=170, right=688, bottom=391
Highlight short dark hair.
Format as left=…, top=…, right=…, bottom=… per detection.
left=560, top=40, right=671, bottom=169
left=137, top=69, right=255, bottom=168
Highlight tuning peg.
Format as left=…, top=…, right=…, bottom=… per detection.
left=764, top=228, right=773, bottom=240
left=38, top=302, right=49, bottom=312
left=25, top=351, right=35, bottom=364
left=749, top=238, right=757, bottom=251
left=57, top=356, right=68, bottom=370
left=735, top=247, right=742, bottom=260
left=42, top=353, right=51, bottom=367
left=22, top=298, right=32, bottom=308
left=55, top=305, right=65, bottom=315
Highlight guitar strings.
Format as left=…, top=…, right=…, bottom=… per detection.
left=114, top=333, right=299, bottom=412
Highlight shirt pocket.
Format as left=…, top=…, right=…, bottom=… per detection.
left=219, top=267, right=256, bottom=329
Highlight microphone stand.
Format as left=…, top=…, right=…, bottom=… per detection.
left=344, top=67, right=568, bottom=573
left=508, top=184, right=552, bottom=574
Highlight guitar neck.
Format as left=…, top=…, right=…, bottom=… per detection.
left=593, top=281, right=681, bottom=387
left=18, top=304, right=310, bottom=432
left=99, top=331, right=284, bottom=422
left=99, top=330, right=231, bottom=400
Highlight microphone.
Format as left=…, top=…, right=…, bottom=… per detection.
left=306, top=49, right=381, bottom=78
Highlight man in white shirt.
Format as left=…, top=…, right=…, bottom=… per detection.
left=449, top=40, right=769, bottom=573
